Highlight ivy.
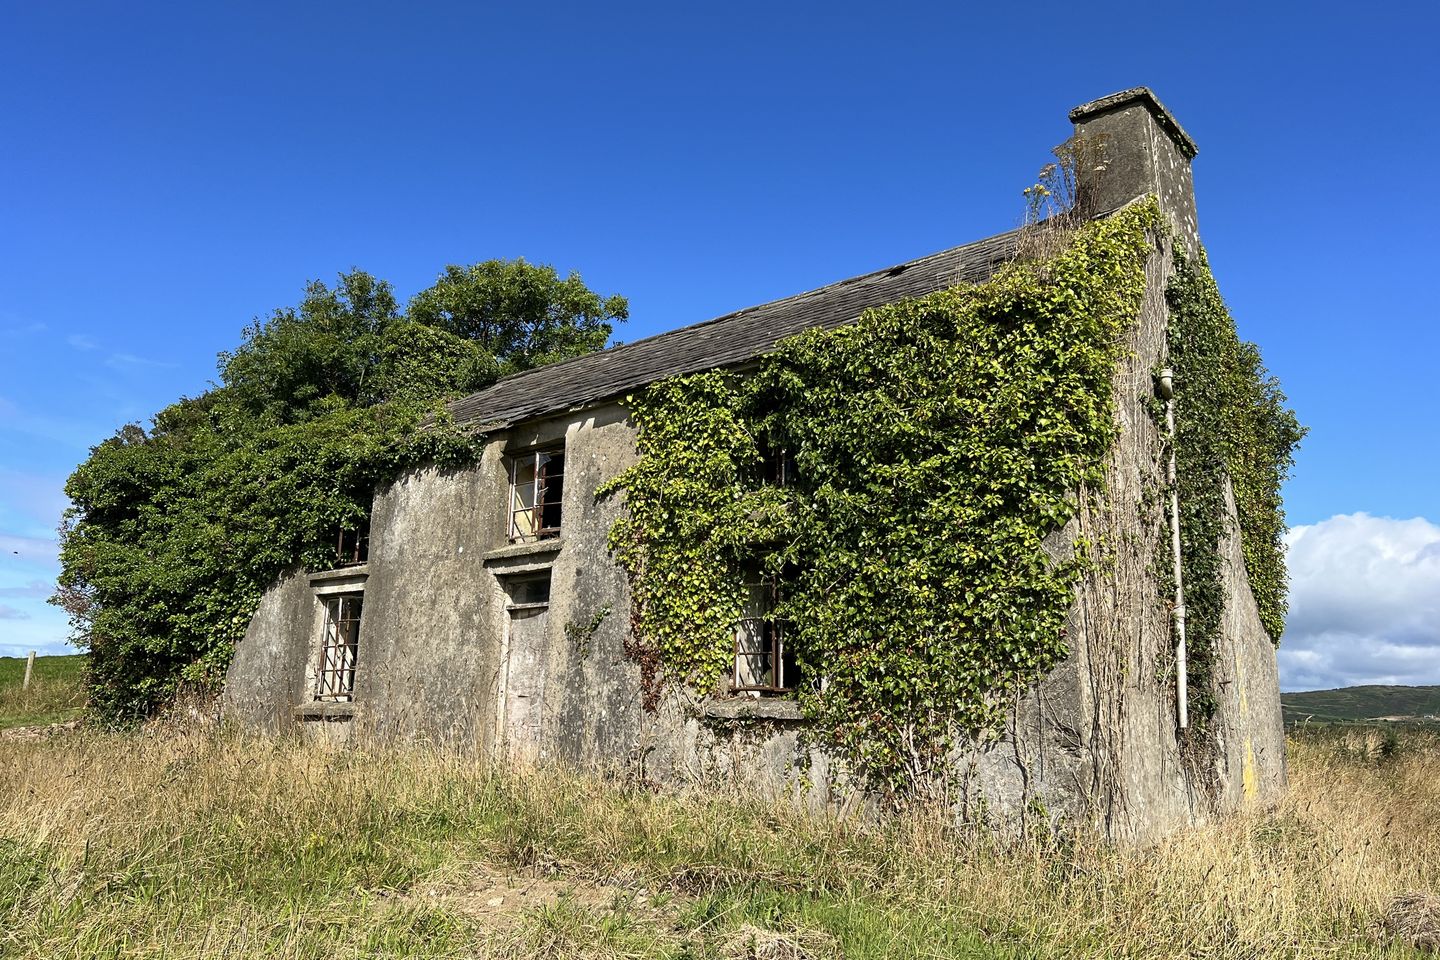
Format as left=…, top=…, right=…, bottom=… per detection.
left=1165, top=250, right=1304, bottom=730
left=604, top=203, right=1164, bottom=793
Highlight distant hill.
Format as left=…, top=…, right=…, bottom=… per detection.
left=1281, top=685, right=1440, bottom=725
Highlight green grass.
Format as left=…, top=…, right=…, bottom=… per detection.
left=1, top=727, right=1436, bottom=958
left=0, top=654, right=86, bottom=729
left=1282, top=685, right=1440, bottom=725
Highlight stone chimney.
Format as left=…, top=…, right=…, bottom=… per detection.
left=1070, top=87, right=1201, bottom=254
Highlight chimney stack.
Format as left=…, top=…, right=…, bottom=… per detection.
left=1070, top=88, right=1201, bottom=254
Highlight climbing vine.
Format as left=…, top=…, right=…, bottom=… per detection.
left=1164, top=249, right=1304, bottom=729
left=604, top=202, right=1164, bottom=792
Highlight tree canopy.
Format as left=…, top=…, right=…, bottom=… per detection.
left=407, top=259, right=628, bottom=375
left=55, top=260, right=625, bottom=720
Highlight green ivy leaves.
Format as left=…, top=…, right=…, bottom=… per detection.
left=605, top=203, right=1164, bottom=792
left=1165, top=250, right=1304, bottom=732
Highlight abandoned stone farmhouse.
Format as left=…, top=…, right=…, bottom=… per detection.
left=223, top=88, right=1287, bottom=842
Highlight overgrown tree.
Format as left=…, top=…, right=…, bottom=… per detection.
left=56, top=260, right=625, bottom=721
left=408, top=259, right=629, bottom=374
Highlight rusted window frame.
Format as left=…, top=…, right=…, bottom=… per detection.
left=315, top=593, right=362, bottom=702
left=732, top=578, right=793, bottom=695
left=508, top=448, right=565, bottom=543
left=335, top=527, right=368, bottom=567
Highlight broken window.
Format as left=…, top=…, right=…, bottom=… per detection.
left=334, top=526, right=368, bottom=567
left=508, top=448, right=565, bottom=543
left=731, top=444, right=799, bottom=697
left=504, top=574, right=552, bottom=608
left=761, top=445, right=795, bottom=488
left=315, top=594, right=362, bottom=701
left=733, top=577, right=798, bottom=696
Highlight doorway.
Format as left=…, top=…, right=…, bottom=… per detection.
left=498, top=573, right=551, bottom=764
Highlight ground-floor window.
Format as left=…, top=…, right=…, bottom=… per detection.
left=315, top=594, right=363, bottom=701
left=733, top=578, right=797, bottom=696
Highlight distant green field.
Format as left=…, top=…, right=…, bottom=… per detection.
left=1281, top=684, right=1440, bottom=725
left=0, top=653, right=86, bottom=730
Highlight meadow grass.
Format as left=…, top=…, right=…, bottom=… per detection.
left=0, top=654, right=86, bottom=730
left=0, top=722, right=1436, bottom=958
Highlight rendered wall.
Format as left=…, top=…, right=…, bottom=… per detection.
left=221, top=247, right=1286, bottom=841
left=223, top=566, right=316, bottom=731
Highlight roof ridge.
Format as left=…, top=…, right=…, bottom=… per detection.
left=453, top=224, right=1024, bottom=404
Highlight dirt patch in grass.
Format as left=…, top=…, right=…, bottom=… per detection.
left=1384, top=891, right=1440, bottom=953
left=405, top=861, right=656, bottom=930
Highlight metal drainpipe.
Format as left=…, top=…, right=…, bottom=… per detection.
left=1159, top=366, right=1188, bottom=730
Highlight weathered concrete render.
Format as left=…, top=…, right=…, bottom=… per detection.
left=221, top=88, right=1288, bottom=840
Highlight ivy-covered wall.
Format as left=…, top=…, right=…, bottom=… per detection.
left=1164, top=250, right=1304, bottom=732
left=605, top=203, right=1165, bottom=792
left=603, top=198, right=1301, bottom=796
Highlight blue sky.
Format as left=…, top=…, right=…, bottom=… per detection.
left=1, top=2, right=1436, bottom=690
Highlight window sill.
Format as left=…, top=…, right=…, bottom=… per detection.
left=293, top=701, right=358, bottom=720
left=484, top=539, right=563, bottom=564
left=703, top=698, right=804, bottom=722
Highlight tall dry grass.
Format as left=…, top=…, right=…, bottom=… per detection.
left=0, top=723, right=1435, bottom=958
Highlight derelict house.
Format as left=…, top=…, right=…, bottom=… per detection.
left=223, top=89, right=1286, bottom=842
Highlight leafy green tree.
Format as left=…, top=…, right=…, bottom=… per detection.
left=219, top=270, right=400, bottom=425
left=371, top=321, right=498, bottom=407
left=408, top=259, right=628, bottom=374
left=56, top=260, right=625, bottom=721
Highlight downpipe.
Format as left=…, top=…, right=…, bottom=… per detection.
left=1159, top=367, right=1188, bottom=730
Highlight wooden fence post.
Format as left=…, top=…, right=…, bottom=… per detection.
left=22, top=651, right=35, bottom=690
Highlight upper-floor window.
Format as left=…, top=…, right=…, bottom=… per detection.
left=761, top=446, right=795, bottom=488
left=335, top=526, right=368, bottom=567
left=509, top=448, right=565, bottom=543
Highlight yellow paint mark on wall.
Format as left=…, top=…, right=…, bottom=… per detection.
left=1235, top=651, right=1249, bottom=716
left=1242, top=738, right=1258, bottom=800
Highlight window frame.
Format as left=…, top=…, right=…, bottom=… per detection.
left=732, top=577, right=796, bottom=696
left=314, top=593, right=363, bottom=702
left=507, top=447, right=566, bottom=544
left=334, top=526, right=368, bottom=567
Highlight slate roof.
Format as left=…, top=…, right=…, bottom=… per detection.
left=448, top=224, right=1023, bottom=429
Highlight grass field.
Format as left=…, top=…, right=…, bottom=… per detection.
left=0, top=719, right=1437, bottom=959
left=2, top=663, right=1436, bottom=957
left=0, top=653, right=85, bottom=730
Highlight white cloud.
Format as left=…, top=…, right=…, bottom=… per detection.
left=0, top=319, right=46, bottom=338
left=67, top=333, right=100, bottom=351
left=106, top=352, right=176, bottom=371
left=0, top=394, right=108, bottom=451
left=0, top=604, right=30, bottom=621
left=0, top=467, right=71, bottom=534
left=0, top=605, right=75, bottom=656
left=1280, top=513, right=1440, bottom=691
left=0, top=532, right=60, bottom=568
left=0, top=581, right=51, bottom=599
